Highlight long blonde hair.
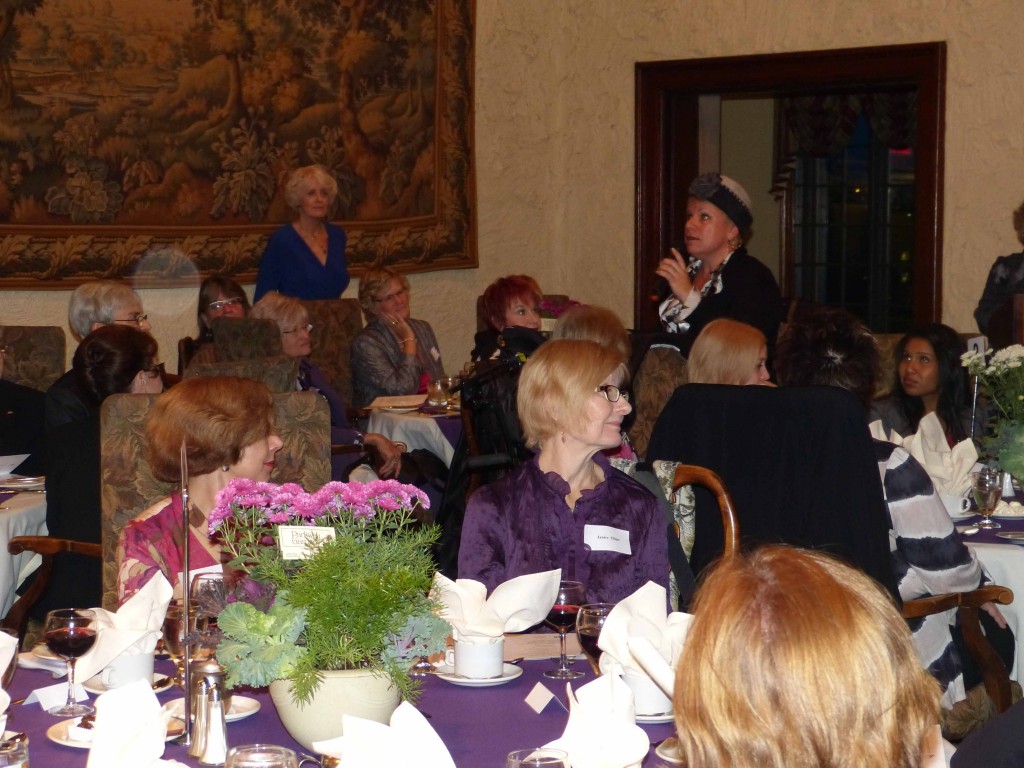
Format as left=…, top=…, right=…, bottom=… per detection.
left=687, top=318, right=766, bottom=384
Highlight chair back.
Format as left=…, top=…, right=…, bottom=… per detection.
left=185, top=356, right=299, bottom=393
left=0, top=325, right=66, bottom=391
left=647, top=384, right=897, bottom=597
left=301, top=298, right=363, bottom=405
left=211, top=317, right=283, bottom=361
left=628, top=345, right=688, bottom=458
left=99, top=390, right=331, bottom=610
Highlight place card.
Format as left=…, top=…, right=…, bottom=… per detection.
left=25, top=681, right=88, bottom=710
left=524, top=682, right=568, bottom=714
left=279, top=526, right=336, bottom=559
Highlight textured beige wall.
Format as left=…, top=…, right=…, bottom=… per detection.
left=3, top=0, right=1022, bottom=370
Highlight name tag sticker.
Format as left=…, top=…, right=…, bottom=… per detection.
left=430, top=346, right=442, bottom=362
left=583, top=524, right=631, bottom=555
left=279, top=526, right=336, bottom=560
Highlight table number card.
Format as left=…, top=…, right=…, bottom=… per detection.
left=278, top=526, right=336, bottom=560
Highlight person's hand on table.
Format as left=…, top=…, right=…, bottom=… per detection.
left=655, top=248, right=693, bottom=302
left=366, top=434, right=403, bottom=478
left=982, top=600, right=1008, bottom=628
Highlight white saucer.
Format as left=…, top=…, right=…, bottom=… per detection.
left=48, top=716, right=183, bottom=748
left=655, top=737, right=685, bottom=764
left=635, top=711, right=675, bottom=724
left=433, top=663, right=523, bottom=687
left=83, top=672, right=173, bottom=695
left=377, top=405, right=419, bottom=414
left=164, top=694, right=260, bottom=722
left=948, top=512, right=977, bottom=521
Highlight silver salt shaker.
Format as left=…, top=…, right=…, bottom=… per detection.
left=198, top=685, right=228, bottom=765
left=188, top=676, right=210, bottom=759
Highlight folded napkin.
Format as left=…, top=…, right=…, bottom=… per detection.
left=17, top=650, right=66, bottom=676
left=545, top=676, right=649, bottom=768
left=86, top=678, right=186, bottom=768
left=77, top=574, right=172, bottom=681
left=869, top=412, right=979, bottom=496
left=431, top=570, right=560, bottom=641
left=0, top=631, right=14, bottom=728
left=312, top=701, right=455, bottom=767
left=597, top=581, right=691, bottom=685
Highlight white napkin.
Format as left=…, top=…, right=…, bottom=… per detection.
left=86, top=678, right=185, bottom=768
left=17, top=650, right=66, bottom=676
left=312, top=701, right=455, bottom=767
left=431, top=570, right=560, bottom=641
left=869, top=413, right=979, bottom=496
left=545, top=676, right=649, bottom=768
left=77, top=574, right=172, bottom=681
left=597, top=581, right=691, bottom=685
left=0, top=631, right=14, bottom=726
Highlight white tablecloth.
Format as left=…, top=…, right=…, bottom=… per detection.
left=967, top=540, right=1024, bottom=680
left=0, top=491, right=48, bottom=617
left=368, top=411, right=456, bottom=468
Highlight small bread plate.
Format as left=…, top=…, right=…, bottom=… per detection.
left=635, top=711, right=675, bottom=724
left=164, top=695, right=260, bottom=722
left=83, top=672, right=173, bottom=695
left=30, top=643, right=59, bottom=661
left=991, top=512, right=1024, bottom=520
left=0, top=475, right=45, bottom=490
left=655, top=737, right=685, bottom=765
left=433, top=663, right=523, bottom=687
left=48, top=716, right=183, bottom=748
left=996, top=531, right=1024, bottom=543
left=376, top=405, right=420, bottom=414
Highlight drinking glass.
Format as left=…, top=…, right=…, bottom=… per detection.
left=972, top=468, right=1005, bottom=529
left=576, top=602, right=615, bottom=675
left=191, top=573, right=228, bottom=625
left=506, top=748, right=571, bottom=767
left=543, top=580, right=585, bottom=680
left=225, top=744, right=305, bottom=768
left=44, top=608, right=97, bottom=716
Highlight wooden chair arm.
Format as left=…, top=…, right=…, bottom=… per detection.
left=672, top=464, right=739, bottom=558
left=901, top=585, right=1013, bottom=619
left=7, top=536, right=101, bottom=559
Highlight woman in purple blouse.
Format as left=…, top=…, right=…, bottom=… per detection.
left=458, top=339, right=669, bottom=603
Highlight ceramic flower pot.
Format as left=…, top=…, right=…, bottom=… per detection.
left=269, top=668, right=400, bottom=751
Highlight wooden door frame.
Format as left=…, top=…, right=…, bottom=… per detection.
left=634, top=42, right=946, bottom=332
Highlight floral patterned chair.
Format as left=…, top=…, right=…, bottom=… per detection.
left=301, top=298, right=363, bottom=407
left=0, top=325, right=66, bottom=391
left=99, top=390, right=330, bottom=610
left=184, top=356, right=299, bottom=393
left=211, top=317, right=283, bottom=361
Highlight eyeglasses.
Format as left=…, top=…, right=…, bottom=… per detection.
left=282, top=323, right=313, bottom=334
left=113, top=313, right=148, bottom=327
left=142, top=362, right=166, bottom=379
left=208, top=297, right=244, bottom=311
left=373, top=287, right=408, bottom=304
left=595, top=384, right=629, bottom=402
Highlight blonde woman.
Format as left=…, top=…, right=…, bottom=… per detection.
left=687, top=317, right=771, bottom=385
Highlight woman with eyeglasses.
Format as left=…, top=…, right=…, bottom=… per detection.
left=254, top=164, right=349, bottom=302
left=458, top=339, right=668, bottom=604
left=39, top=324, right=163, bottom=616
left=351, top=267, right=445, bottom=408
left=197, top=276, right=250, bottom=342
left=251, top=292, right=404, bottom=479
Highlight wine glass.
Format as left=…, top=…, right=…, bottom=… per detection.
left=972, top=468, right=1005, bottom=529
left=506, top=748, right=571, bottom=767
left=191, top=573, right=228, bottom=626
left=576, top=602, right=615, bottom=675
left=162, top=601, right=188, bottom=687
left=44, top=608, right=97, bottom=717
left=543, top=580, right=585, bottom=680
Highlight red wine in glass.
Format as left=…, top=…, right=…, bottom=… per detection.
left=544, top=580, right=585, bottom=680
left=577, top=629, right=602, bottom=671
left=576, top=602, right=615, bottom=675
left=44, top=608, right=98, bottom=717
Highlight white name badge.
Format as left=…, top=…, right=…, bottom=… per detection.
left=583, top=524, right=631, bottom=555
left=278, top=525, right=336, bottom=560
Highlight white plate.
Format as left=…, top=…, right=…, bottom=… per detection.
left=655, top=737, right=684, bottom=764
left=47, top=716, right=184, bottom=748
left=433, top=663, right=523, bottom=687
left=990, top=512, right=1024, bottom=520
left=0, top=476, right=44, bottom=489
left=948, top=511, right=978, bottom=521
left=376, top=405, right=420, bottom=414
left=164, top=694, right=260, bottom=722
left=83, top=672, right=173, bottom=695
left=31, top=643, right=59, bottom=661
left=635, top=711, right=675, bottom=724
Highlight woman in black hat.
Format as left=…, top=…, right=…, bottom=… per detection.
left=655, top=173, right=782, bottom=356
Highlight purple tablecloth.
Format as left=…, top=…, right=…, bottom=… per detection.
left=9, top=658, right=676, bottom=766
left=958, top=513, right=1024, bottom=545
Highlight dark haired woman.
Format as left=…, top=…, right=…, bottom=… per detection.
left=870, top=323, right=975, bottom=444
left=180, top=276, right=251, bottom=372
left=39, top=325, right=163, bottom=615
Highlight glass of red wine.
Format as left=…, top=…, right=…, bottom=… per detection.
left=576, top=602, right=615, bottom=675
left=44, top=608, right=98, bottom=717
left=543, top=580, right=586, bottom=680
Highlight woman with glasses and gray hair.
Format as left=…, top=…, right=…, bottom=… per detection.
left=350, top=266, right=445, bottom=408
left=458, top=339, right=668, bottom=604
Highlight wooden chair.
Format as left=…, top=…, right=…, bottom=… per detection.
left=184, top=356, right=299, bottom=394
left=672, top=464, right=738, bottom=559
left=2, top=536, right=102, bottom=644
left=301, top=298, right=364, bottom=407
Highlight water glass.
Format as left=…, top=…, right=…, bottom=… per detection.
left=972, top=468, right=1005, bottom=529
left=507, top=748, right=571, bottom=767
left=225, top=744, right=299, bottom=768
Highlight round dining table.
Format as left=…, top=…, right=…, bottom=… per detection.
left=8, top=656, right=678, bottom=766
left=0, top=490, right=48, bottom=618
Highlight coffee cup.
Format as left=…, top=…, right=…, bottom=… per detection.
left=622, top=673, right=672, bottom=716
left=445, top=638, right=504, bottom=679
left=939, top=493, right=971, bottom=517
left=99, top=651, right=155, bottom=689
